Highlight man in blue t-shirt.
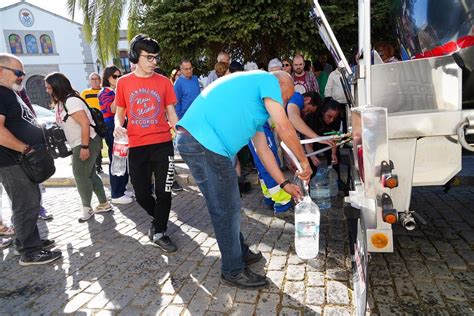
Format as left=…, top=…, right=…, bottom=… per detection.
left=174, top=59, right=201, bottom=119
left=177, top=70, right=311, bottom=289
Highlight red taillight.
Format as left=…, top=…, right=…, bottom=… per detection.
left=357, top=145, right=365, bottom=183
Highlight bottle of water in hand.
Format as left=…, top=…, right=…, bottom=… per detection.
left=295, top=196, right=320, bottom=259
left=111, top=135, right=128, bottom=176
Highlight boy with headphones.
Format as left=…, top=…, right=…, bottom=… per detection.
left=114, top=35, right=179, bottom=252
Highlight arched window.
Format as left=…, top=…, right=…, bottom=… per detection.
left=8, top=34, right=23, bottom=54
left=25, top=34, right=38, bottom=54
left=40, top=34, right=53, bottom=54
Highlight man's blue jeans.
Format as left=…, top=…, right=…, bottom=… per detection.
left=176, top=130, right=249, bottom=277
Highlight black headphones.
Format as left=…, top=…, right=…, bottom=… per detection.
left=128, top=34, right=146, bottom=64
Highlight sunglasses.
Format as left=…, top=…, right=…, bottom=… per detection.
left=140, top=54, right=159, bottom=63
left=1, top=66, right=25, bottom=78
left=283, top=63, right=291, bottom=67
left=112, top=74, right=122, bottom=79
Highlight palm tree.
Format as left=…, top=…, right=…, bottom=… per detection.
left=66, top=0, right=141, bottom=66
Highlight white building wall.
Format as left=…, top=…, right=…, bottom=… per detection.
left=0, top=2, right=97, bottom=92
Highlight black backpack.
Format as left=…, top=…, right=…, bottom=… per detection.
left=63, top=94, right=107, bottom=138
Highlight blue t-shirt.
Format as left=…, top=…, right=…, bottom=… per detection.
left=174, top=75, right=201, bottom=119
left=178, top=70, right=283, bottom=158
left=287, top=92, right=304, bottom=111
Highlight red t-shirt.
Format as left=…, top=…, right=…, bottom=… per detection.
left=115, top=73, right=176, bottom=147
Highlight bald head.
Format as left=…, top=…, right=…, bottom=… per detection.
left=293, top=54, right=305, bottom=75
left=272, top=70, right=295, bottom=105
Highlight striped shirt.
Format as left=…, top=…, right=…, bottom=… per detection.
left=98, top=87, right=115, bottom=122
left=80, top=88, right=101, bottom=110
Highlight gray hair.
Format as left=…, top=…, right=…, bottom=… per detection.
left=88, top=72, right=100, bottom=80
left=244, top=62, right=258, bottom=71
left=268, top=58, right=282, bottom=70
left=0, top=53, right=21, bottom=67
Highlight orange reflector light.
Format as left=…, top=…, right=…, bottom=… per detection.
left=384, top=213, right=398, bottom=224
left=371, top=233, right=389, bottom=249
left=382, top=174, right=398, bottom=189
left=385, top=177, right=398, bottom=188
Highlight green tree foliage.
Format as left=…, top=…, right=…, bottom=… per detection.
left=67, top=0, right=143, bottom=66
left=141, top=0, right=319, bottom=74
left=141, top=0, right=395, bottom=74
left=67, top=0, right=394, bottom=71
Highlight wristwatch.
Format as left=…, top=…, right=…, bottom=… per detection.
left=80, top=144, right=89, bottom=149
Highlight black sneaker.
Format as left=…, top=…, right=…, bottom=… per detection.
left=19, top=250, right=62, bottom=266
left=151, top=234, right=178, bottom=253
left=171, top=181, right=184, bottom=192
left=14, top=239, right=56, bottom=256
left=221, top=267, right=269, bottom=289
left=41, top=239, right=55, bottom=249
left=243, top=249, right=263, bottom=266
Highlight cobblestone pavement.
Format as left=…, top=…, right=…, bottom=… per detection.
left=0, top=183, right=473, bottom=315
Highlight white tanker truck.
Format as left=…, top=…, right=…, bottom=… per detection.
left=310, top=0, right=474, bottom=314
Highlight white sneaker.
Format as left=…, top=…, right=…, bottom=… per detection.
left=111, top=195, right=133, bottom=205
left=94, top=202, right=113, bottom=213
left=78, top=207, right=94, bottom=223
left=124, top=189, right=135, bottom=198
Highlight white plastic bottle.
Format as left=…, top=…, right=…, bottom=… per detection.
left=310, top=168, right=331, bottom=209
left=111, top=134, right=128, bottom=176
left=295, top=196, right=320, bottom=259
left=327, top=165, right=339, bottom=197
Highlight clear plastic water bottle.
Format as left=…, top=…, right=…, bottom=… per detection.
left=295, top=196, right=320, bottom=259
left=111, top=135, right=128, bottom=176
left=328, top=165, right=338, bottom=197
left=310, top=168, right=331, bottom=209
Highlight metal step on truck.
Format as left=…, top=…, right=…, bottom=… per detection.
left=311, top=0, right=474, bottom=314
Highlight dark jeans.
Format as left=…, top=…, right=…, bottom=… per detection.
left=128, top=141, right=174, bottom=234
left=104, top=120, right=129, bottom=198
left=0, top=164, right=42, bottom=255
left=176, top=130, right=249, bottom=277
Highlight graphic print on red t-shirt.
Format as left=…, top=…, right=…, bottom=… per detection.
left=129, top=88, right=161, bottom=127
left=293, top=73, right=309, bottom=94
left=115, top=73, right=177, bottom=148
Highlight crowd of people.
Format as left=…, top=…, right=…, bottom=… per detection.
left=0, top=36, right=399, bottom=287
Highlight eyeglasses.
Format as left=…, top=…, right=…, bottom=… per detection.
left=1, top=66, right=25, bottom=78
left=283, top=63, right=291, bottom=67
left=112, top=74, right=122, bottom=79
left=140, top=54, right=159, bottom=63
left=91, top=77, right=101, bottom=81
left=180, top=67, right=193, bottom=71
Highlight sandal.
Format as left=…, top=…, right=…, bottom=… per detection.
left=0, top=225, right=15, bottom=236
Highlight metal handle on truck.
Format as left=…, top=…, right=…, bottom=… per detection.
left=457, top=117, right=474, bottom=152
